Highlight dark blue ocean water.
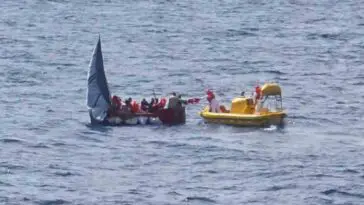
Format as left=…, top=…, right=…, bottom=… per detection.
left=1, top=0, right=364, bottom=204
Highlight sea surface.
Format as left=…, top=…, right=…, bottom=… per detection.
left=1, top=0, right=364, bottom=204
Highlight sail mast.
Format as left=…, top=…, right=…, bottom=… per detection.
left=86, top=36, right=112, bottom=123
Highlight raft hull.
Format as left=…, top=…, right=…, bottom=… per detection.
left=93, top=108, right=186, bottom=126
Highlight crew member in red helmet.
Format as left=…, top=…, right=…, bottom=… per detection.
left=255, top=84, right=261, bottom=102
left=206, top=90, right=220, bottom=113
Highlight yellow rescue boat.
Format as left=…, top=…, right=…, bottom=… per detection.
left=199, top=83, right=287, bottom=127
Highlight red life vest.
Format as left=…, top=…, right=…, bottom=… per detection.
left=187, top=98, right=200, bottom=104
left=130, top=101, right=139, bottom=113
left=207, top=94, right=214, bottom=102
left=255, top=86, right=261, bottom=100
left=159, top=98, right=167, bottom=108
left=154, top=98, right=166, bottom=109
left=206, top=89, right=213, bottom=96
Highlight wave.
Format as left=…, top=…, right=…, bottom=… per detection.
left=168, top=191, right=182, bottom=196
left=288, top=115, right=341, bottom=125
left=321, top=189, right=364, bottom=199
left=225, top=29, right=257, bottom=37
left=243, top=69, right=287, bottom=75
left=51, top=142, right=67, bottom=147
left=342, top=169, right=360, bottom=174
left=77, top=133, right=105, bottom=143
left=306, top=173, right=342, bottom=179
left=352, top=82, right=364, bottom=86
left=166, top=142, right=190, bottom=148
left=304, top=17, right=327, bottom=24
left=0, top=162, right=26, bottom=170
left=263, top=184, right=297, bottom=191
left=0, top=138, right=25, bottom=144
left=147, top=140, right=168, bottom=146
left=37, top=199, right=70, bottom=205
left=0, top=197, right=8, bottom=204
left=184, top=196, right=217, bottom=204
left=0, top=180, right=13, bottom=187
left=28, top=143, right=50, bottom=149
left=301, top=72, right=332, bottom=76
left=205, top=170, right=218, bottom=174
left=306, top=33, right=342, bottom=40
left=53, top=171, right=80, bottom=177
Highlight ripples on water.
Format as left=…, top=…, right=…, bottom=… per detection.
left=1, top=0, right=363, bottom=204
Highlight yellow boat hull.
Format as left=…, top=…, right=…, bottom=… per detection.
left=199, top=107, right=287, bottom=127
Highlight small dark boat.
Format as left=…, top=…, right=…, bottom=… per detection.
left=86, top=36, right=186, bottom=126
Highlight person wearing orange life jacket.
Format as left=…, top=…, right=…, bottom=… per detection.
left=255, top=84, right=261, bottom=101
left=130, top=100, right=140, bottom=113
left=108, top=95, right=122, bottom=117
left=106, top=95, right=123, bottom=124
left=111, top=95, right=122, bottom=110
left=122, top=97, right=133, bottom=112
left=146, top=97, right=161, bottom=113
left=157, top=98, right=167, bottom=109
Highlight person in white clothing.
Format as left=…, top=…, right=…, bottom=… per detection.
left=206, top=90, right=220, bottom=113
left=209, top=98, right=220, bottom=112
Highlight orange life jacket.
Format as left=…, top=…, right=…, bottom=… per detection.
left=130, top=101, right=140, bottom=113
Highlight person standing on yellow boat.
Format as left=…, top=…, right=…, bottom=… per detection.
left=206, top=90, right=220, bottom=112
left=254, top=84, right=263, bottom=113
left=254, top=84, right=261, bottom=103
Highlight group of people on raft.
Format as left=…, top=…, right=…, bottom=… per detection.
left=107, top=84, right=263, bottom=118
left=107, top=92, right=200, bottom=118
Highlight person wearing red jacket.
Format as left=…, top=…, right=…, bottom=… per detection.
left=107, top=95, right=123, bottom=124
left=111, top=95, right=122, bottom=110
left=255, top=84, right=261, bottom=101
